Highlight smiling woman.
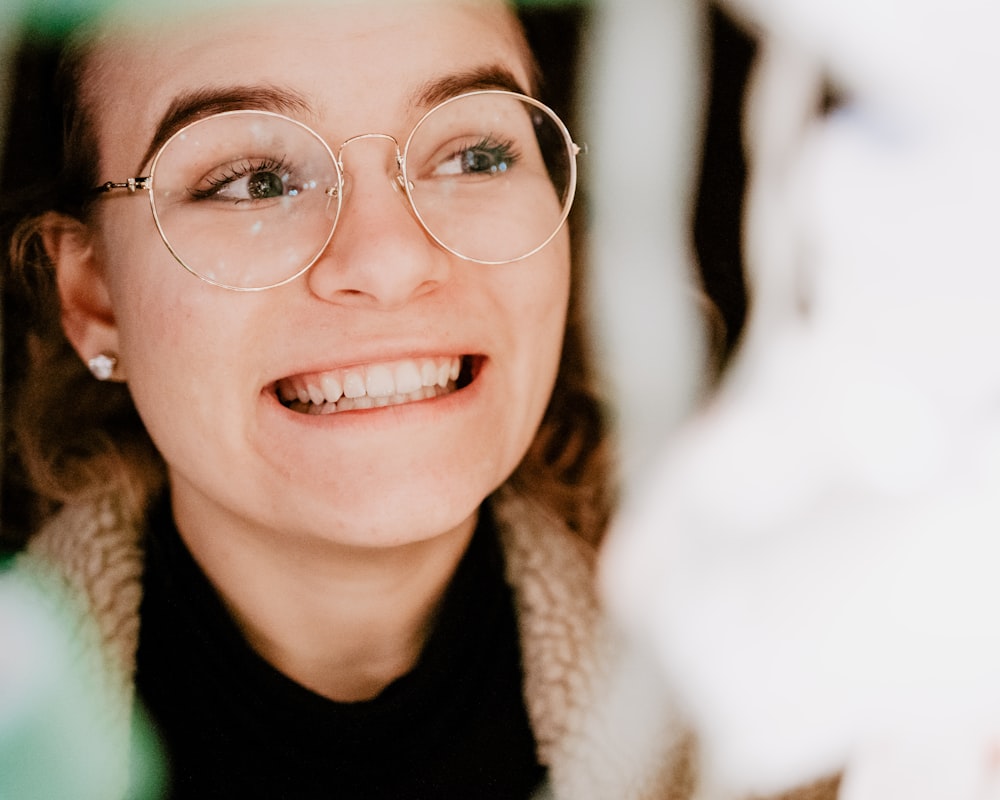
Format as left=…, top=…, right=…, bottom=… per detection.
left=0, top=1, right=685, bottom=798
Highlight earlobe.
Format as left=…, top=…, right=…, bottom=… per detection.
left=39, top=212, right=125, bottom=381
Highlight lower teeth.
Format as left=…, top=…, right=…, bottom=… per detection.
left=292, top=382, right=455, bottom=415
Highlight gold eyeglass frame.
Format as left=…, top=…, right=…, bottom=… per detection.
left=93, top=89, right=582, bottom=292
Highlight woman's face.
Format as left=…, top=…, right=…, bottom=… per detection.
left=78, top=0, right=570, bottom=548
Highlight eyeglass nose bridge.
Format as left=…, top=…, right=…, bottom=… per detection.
left=336, top=131, right=404, bottom=176
left=327, top=131, right=415, bottom=215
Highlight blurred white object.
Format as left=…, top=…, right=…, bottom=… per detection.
left=600, top=0, right=1000, bottom=798
left=583, top=0, right=708, bottom=483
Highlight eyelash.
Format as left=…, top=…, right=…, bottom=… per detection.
left=188, top=156, right=290, bottom=199
left=449, top=137, right=520, bottom=172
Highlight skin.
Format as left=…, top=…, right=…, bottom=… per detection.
left=47, top=0, right=571, bottom=700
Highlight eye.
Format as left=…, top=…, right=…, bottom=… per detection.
left=433, top=137, right=520, bottom=177
left=189, top=157, right=293, bottom=202
left=244, top=170, right=285, bottom=199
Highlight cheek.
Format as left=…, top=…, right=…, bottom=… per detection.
left=502, top=238, right=572, bottom=428
left=523, top=237, right=572, bottom=368
left=104, top=240, right=192, bottom=362
left=99, top=202, right=220, bottom=351
left=115, top=284, right=206, bottom=438
left=527, top=280, right=570, bottom=393
left=98, top=217, right=240, bottom=429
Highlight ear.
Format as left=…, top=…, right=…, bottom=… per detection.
left=39, top=212, right=125, bottom=381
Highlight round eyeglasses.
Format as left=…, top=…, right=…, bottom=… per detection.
left=93, top=90, right=581, bottom=291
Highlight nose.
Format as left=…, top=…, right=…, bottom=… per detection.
left=306, top=136, right=450, bottom=309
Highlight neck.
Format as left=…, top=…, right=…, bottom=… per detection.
left=168, top=486, right=478, bottom=702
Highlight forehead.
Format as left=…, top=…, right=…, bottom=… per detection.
left=83, top=0, right=532, bottom=167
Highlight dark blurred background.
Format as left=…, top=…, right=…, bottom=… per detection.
left=519, top=2, right=754, bottom=355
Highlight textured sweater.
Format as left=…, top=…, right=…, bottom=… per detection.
left=12, top=484, right=839, bottom=799
left=13, top=486, right=692, bottom=799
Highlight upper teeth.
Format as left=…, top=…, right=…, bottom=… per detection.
left=277, top=356, right=462, bottom=406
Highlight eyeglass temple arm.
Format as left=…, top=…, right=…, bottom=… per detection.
left=92, top=177, right=151, bottom=194
left=93, top=147, right=584, bottom=195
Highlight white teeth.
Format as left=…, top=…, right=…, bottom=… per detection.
left=278, top=355, right=468, bottom=415
left=320, top=374, right=343, bottom=403
left=342, top=369, right=366, bottom=399
left=365, top=364, right=395, bottom=398
left=394, top=361, right=423, bottom=395
left=420, top=359, right=438, bottom=387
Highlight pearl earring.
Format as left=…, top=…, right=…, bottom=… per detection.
left=87, top=352, right=118, bottom=381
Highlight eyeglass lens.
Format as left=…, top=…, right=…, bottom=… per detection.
left=147, top=92, right=576, bottom=290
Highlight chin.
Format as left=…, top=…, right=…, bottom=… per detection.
left=273, top=475, right=491, bottom=550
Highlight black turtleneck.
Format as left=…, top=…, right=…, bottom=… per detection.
left=133, top=495, right=545, bottom=799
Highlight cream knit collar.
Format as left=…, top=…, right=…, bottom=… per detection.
left=17, top=487, right=689, bottom=799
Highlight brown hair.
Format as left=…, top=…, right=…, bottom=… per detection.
left=2, top=32, right=165, bottom=546
left=1, top=5, right=612, bottom=550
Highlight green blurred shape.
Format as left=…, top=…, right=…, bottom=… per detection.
left=5, top=0, right=590, bottom=34
left=0, top=569, right=166, bottom=800
left=9, top=0, right=111, bottom=39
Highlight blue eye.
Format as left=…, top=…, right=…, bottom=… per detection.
left=434, top=138, right=520, bottom=178
left=461, top=140, right=516, bottom=174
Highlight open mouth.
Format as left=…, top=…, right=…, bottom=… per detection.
left=275, top=355, right=478, bottom=415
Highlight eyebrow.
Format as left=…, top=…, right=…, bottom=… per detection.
left=138, top=85, right=313, bottom=173
left=410, top=64, right=535, bottom=109
left=137, top=65, right=533, bottom=174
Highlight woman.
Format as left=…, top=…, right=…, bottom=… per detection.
left=1, top=1, right=685, bottom=797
